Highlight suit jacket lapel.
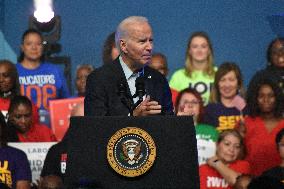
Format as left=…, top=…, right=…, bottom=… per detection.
left=143, top=67, right=153, bottom=97
left=113, top=58, right=134, bottom=103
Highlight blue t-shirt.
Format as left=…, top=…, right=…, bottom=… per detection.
left=0, top=146, right=31, bottom=188
left=16, top=62, right=70, bottom=111
left=203, top=102, right=248, bottom=132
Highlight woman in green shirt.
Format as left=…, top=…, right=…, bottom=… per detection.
left=170, top=31, right=217, bottom=105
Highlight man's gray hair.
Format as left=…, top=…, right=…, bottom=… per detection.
left=115, top=16, right=149, bottom=53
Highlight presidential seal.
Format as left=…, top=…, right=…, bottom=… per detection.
left=107, top=127, right=156, bottom=177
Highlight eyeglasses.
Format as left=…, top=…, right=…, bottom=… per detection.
left=182, top=100, right=200, bottom=106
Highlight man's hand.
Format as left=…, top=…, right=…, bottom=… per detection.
left=133, top=96, right=161, bottom=116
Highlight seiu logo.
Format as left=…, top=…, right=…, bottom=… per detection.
left=217, top=115, right=240, bottom=131
left=0, top=161, right=12, bottom=188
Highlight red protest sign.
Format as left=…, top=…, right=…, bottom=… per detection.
left=49, top=97, right=84, bottom=141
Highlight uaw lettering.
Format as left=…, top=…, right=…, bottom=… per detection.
left=0, top=161, right=12, bottom=188
left=207, top=176, right=229, bottom=188
left=19, top=75, right=57, bottom=110
left=217, top=115, right=241, bottom=131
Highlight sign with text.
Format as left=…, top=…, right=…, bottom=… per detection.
left=195, top=124, right=218, bottom=165
left=49, top=97, right=84, bottom=141
left=8, top=142, right=56, bottom=183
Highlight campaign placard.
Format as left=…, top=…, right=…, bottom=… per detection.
left=8, top=142, right=56, bottom=183
left=49, top=97, right=84, bottom=141
left=195, top=124, right=218, bottom=165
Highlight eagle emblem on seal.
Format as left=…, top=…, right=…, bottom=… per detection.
left=107, top=127, right=156, bottom=177
left=122, top=139, right=143, bottom=165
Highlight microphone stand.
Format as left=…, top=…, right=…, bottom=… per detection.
left=117, top=81, right=134, bottom=116
left=132, top=76, right=145, bottom=113
left=117, top=76, right=145, bottom=116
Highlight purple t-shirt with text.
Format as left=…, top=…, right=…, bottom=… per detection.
left=0, top=146, right=31, bottom=188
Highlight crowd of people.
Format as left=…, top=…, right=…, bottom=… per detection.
left=1, top=15, right=284, bottom=188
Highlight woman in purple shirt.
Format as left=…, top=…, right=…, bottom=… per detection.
left=0, top=112, right=31, bottom=189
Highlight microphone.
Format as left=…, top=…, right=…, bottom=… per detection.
left=132, top=76, right=146, bottom=110
left=133, top=76, right=145, bottom=101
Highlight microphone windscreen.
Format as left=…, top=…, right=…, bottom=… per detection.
left=135, top=76, right=145, bottom=88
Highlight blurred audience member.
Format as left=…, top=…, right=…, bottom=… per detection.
left=102, top=32, right=119, bottom=64
left=75, top=64, right=94, bottom=97
left=248, top=38, right=284, bottom=117
left=0, top=59, right=39, bottom=123
left=7, top=95, right=57, bottom=142
left=199, top=129, right=250, bottom=189
left=265, top=38, right=284, bottom=95
left=170, top=31, right=216, bottom=105
left=176, top=88, right=204, bottom=121
left=41, top=102, right=84, bottom=180
left=203, top=62, right=247, bottom=132
left=16, top=29, right=70, bottom=126
left=261, top=128, right=284, bottom=184
left=239, top=77, right=284, bottom=176
left=149, top=53, right=168, bottom=77
left=0, top=59, right=20, bottom=117
left=175, top=88, right=218, bottom=165
left=39, top=175, right=63, bottom=189
left=0, top=111, right=31, bottom=189
left=41, top=140, right=67, bottom=180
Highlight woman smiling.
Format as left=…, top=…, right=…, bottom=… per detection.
left=199, top=129, right=250, bottom=189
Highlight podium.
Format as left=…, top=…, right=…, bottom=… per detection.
left=65, top=116, right=200, bottom=189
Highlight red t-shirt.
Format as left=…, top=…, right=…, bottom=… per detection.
left=199, top=160, right=250, bottom=189
left=244, top=116, right=284, bottom=176
left=17, top=123, right=57, bottom=142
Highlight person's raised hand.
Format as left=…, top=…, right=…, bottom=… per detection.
left=133, top=95, right=161, bottom=116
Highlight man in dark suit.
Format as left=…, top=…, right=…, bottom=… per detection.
left=84, top=16, right=173, bottom=116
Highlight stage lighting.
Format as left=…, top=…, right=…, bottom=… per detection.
left=29, top=0, right=61, bottom=56
left=29, top=15, right=61, bottom=45
left=33, top=0, right=54, bottom=23
left=28, top=0, right=72, bottom=93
